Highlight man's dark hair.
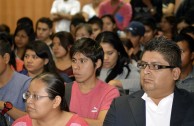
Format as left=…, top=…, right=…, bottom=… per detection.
left=88, top=16, right=103, bottom=30
left=36, top=17, right=53, bottom=29
left=70, top=38, right=104, bottom=76
left=142, top=36, right=181, bottom=68
left=174, top=33, right=194, bottom=52
left=70, top=13, right=86, bottom=27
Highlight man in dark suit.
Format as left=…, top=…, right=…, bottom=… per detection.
left=103, top=36, right=194, bottom=126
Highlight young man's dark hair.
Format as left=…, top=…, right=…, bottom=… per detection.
left=36, top=17, right=53, bottom=29
left=174, top=33, right=194, bottom=52
left=70, top=38, right=104, bottom=76
left=88, top=16, right=103, bottom=30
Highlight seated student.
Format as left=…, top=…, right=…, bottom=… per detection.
left=52, top=31, right=75, bottom=81
left=88, top=16, right=103, bottom=39
left=66, top=38, right=119, bottom=126
left=124, top=21, right=145, bottom=62
left=13, top=23, right=35, bottom=61
left=0, top=35, right=31, bottom=125
left=74, top=23, right=93, bottom=41
left=96, top=31, right=140, bottom=95
left=101, top=14, right=118, bottom=33
left=20, top=40, right=71, bottom=82
left=174, top=33, right=194, bottom=92
left=138, top=16, right=158, bottom=47
left=120, top=38, right=136, bottom=66
left=70, top=13, right=86, bottom=39
left=159, top=15, right=176, bottom=40
left=12, top=73, right=88, bottom=126
left=103, top=36, right=194, bottom=126
left=35, top=17, right=53, bottom=47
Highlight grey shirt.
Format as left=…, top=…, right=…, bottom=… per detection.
left=0, top=72, right=31, bottom=125
left=99, top=64, right=141, bottom=95
left=176, top=67, right=194, bottom=92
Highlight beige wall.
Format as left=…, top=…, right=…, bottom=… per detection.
left=0, top=0, right=91, bottom=34
left=0, top=0, right=131, bottom=34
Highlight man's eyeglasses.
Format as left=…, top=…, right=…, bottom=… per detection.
left=137, top=62, right=176, bottom=70
left=23, top=92, right=49, bottom=101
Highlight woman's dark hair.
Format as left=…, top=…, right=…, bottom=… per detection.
left=101, top=14, right=118, bottom=32
left=52, top=31, right=74, bottom=53
left=25, top=40, right=56, bottom=73
left=70, top=38, right=104, bottom=76
left=17, top=17, right=33, bottom=27
left=32, top=72, right=68, bottom=111
left=13, top=24, right=35, bottom=59
left=95, top=31, right=131, bottom=82
left=14, top=24, right=35, bottom=43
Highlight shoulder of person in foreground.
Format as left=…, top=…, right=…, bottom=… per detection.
left=67, top=114, right=89, bottom=126
left=103, top=90, right=144, bottom=126
left=12, top=115, right=31, bottom=126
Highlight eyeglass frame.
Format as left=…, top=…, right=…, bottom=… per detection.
left=137, top=61, right=176, bottom=70
left=23, top=91, right=50, bottom=101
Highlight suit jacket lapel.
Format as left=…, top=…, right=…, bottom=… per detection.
left=128, top=90, right=146, bottom=126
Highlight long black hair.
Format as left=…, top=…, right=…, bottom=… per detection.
left=95, top=31, right=131, bottom=82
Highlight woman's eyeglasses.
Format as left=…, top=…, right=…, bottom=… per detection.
left=23, top=92, right=49, bottom=101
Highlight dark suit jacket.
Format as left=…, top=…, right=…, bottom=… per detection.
left=103, top=88, right=194, bottom=126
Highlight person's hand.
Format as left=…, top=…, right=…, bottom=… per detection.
left=108, top=80, right=122, bottom=87
left=0, top=101, right=4, bottom=110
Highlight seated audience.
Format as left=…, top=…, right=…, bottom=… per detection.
left=0, top=35, right=31, bottom=125
left=124, top=21, right=145, bottom=63
left=96, top=31, right=140, bottom=95
left=21, top=40, right=71, bottom=82
left=13, top=24, right=35, bottom=60
left=174, top=33, right=194, bottom=92
left=52, top=31, right=75, bottom=81
left=65, top=38, right=119, bottom=126
left=101, top=14, right=118, bottom=33
left=70, top=13, right=86, bottom=39
left=103, top=36, right=194, bottom=126
left=35, top=17, right=53, bottom=47
left=158, top=15, right=176, bottom=40
left=74, top=23, right=92, bottom=41
left=88, top=16, right=103, bottom=39
left=12, top=73, right=88, bottom=126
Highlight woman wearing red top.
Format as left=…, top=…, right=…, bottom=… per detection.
left=12, top=73, right=88, bottom=126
